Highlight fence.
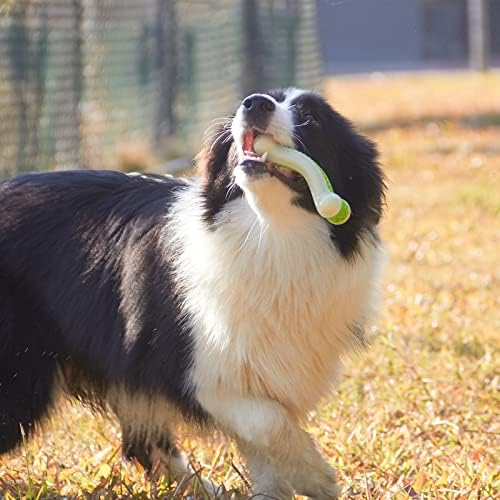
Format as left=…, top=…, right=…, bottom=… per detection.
left=0, top=0, right=321, bottom=177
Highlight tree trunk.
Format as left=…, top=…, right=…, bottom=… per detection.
left=468, top=0, right=489, bottom=71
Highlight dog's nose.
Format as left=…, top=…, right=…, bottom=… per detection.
left=242, top=94, right=276, bottom=113
left=241, top=94, right=275, bottom=127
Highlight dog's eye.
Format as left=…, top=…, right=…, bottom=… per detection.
left=296, top=107, right=317, bottom=126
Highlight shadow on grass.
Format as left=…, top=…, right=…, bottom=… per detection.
left=0, top=478, right=165, bottom=499
left=1, top=478, right=72, bottom=500
left=361, top=112, right=500, bottom=133
left=0, top=471, right=241, bottom=499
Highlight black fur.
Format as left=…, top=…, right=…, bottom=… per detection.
left=0, top=170, right=206, bottom=453
left=285, top=92, right=385, bottom=258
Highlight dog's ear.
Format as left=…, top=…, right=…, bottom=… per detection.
left=195, top=124, right=242, bottom=225
left=321, top=109, right=386, bottom=257
left=293, top=95, right=386, bottom=257
left=196, top=125, right=234, bottom=189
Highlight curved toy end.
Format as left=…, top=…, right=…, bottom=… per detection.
left=317, top=193, right=342, bottom=219
left=327, top=200, right=351, bottom=225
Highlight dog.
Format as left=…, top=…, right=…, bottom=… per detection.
left=0, top=88, right=385, bottom=498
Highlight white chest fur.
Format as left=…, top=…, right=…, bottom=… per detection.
left=169, top=188, right=383, bottom=418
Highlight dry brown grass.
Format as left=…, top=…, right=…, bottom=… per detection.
left=107, top=141, right=159, bottom=173
left=1, top=71, right=499, bottom=499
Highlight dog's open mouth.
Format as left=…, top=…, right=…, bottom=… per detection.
left=240, top=129, right=304, bottom=187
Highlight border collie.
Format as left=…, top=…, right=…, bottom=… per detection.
left=0, top=89, right=385, bottom=499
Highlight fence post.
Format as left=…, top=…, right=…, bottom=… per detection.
left=468, top=0, right=489, bottom=71
left=69, top=0, right=83, bottom=168
left=155, top=0, right=177, bottom=148
left=48, top=0, right=83, bottom=169
left=7, top=2, right=29, bottom=172
left=241, top=0, right=261, bottom=97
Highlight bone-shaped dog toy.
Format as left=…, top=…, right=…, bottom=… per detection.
left=253, top=135, right=351, bottom=225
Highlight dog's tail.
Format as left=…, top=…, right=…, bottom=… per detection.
left=0, top=274, right=58, bottom=454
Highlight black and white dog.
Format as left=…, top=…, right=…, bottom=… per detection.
left=0, top=89, right=385, bottom=498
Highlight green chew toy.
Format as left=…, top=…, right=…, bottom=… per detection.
left=253, top=135, right=351, bottom=225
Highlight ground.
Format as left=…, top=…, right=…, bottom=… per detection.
left=1, top=71, right=498, bottom=499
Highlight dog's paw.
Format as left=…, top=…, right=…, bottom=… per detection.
left=296, top=466, right=341, bottom=500
left=308, top=481, right=342, bottom=499
left=193, top=476, right=226, bottom=498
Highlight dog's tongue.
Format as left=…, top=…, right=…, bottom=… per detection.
left=243, top=130, right=254, bottom=154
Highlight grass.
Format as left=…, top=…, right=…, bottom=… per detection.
left=1, top=71, right=499, bottom=498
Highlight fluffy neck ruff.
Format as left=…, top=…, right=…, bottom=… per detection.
left=168, top=185, right=384, bottom=418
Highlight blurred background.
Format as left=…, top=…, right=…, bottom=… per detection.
left=0, top=1, right=498, bottom=498
left=0, top=0, right=497, bottom=176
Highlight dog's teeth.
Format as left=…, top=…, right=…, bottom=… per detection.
left=260, top=152, right=268, bottom=162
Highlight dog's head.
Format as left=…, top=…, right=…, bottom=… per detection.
left=197, top=88, right=385, bottom=258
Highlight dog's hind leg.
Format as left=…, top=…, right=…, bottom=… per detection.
left=121, top=420, right=221, bottom=496
left=120, top=424, right=181, bottom=479
left=110, top=392, right=221, bottom=496
left=0, top=279, right=58, bottom=454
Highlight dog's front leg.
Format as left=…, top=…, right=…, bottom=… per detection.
left=236, top=439, right=294, bottom=499
left=198, top=392, right=340, bottom=499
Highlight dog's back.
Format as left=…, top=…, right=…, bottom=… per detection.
left=0, top=170, right=189, bottom=452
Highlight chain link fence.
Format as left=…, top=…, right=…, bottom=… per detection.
left=0, top=0, right=321, bottom=177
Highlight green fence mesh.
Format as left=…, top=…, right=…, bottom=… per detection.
left=0, top=0, right=321, bottom=176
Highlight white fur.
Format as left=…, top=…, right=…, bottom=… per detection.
left=168, top=177, right=383, bottom=497
left=283, top=87, right=307, bottom=104
left=165, top=86, right=384, bottom=497
left=170, top=188, right=383, bottom=418
left=231, top=89, right=299, bottom=152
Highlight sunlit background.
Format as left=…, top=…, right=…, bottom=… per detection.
left=0, top=1, right=498, bottom=498
left=0, top=0, right=497, bottom=176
